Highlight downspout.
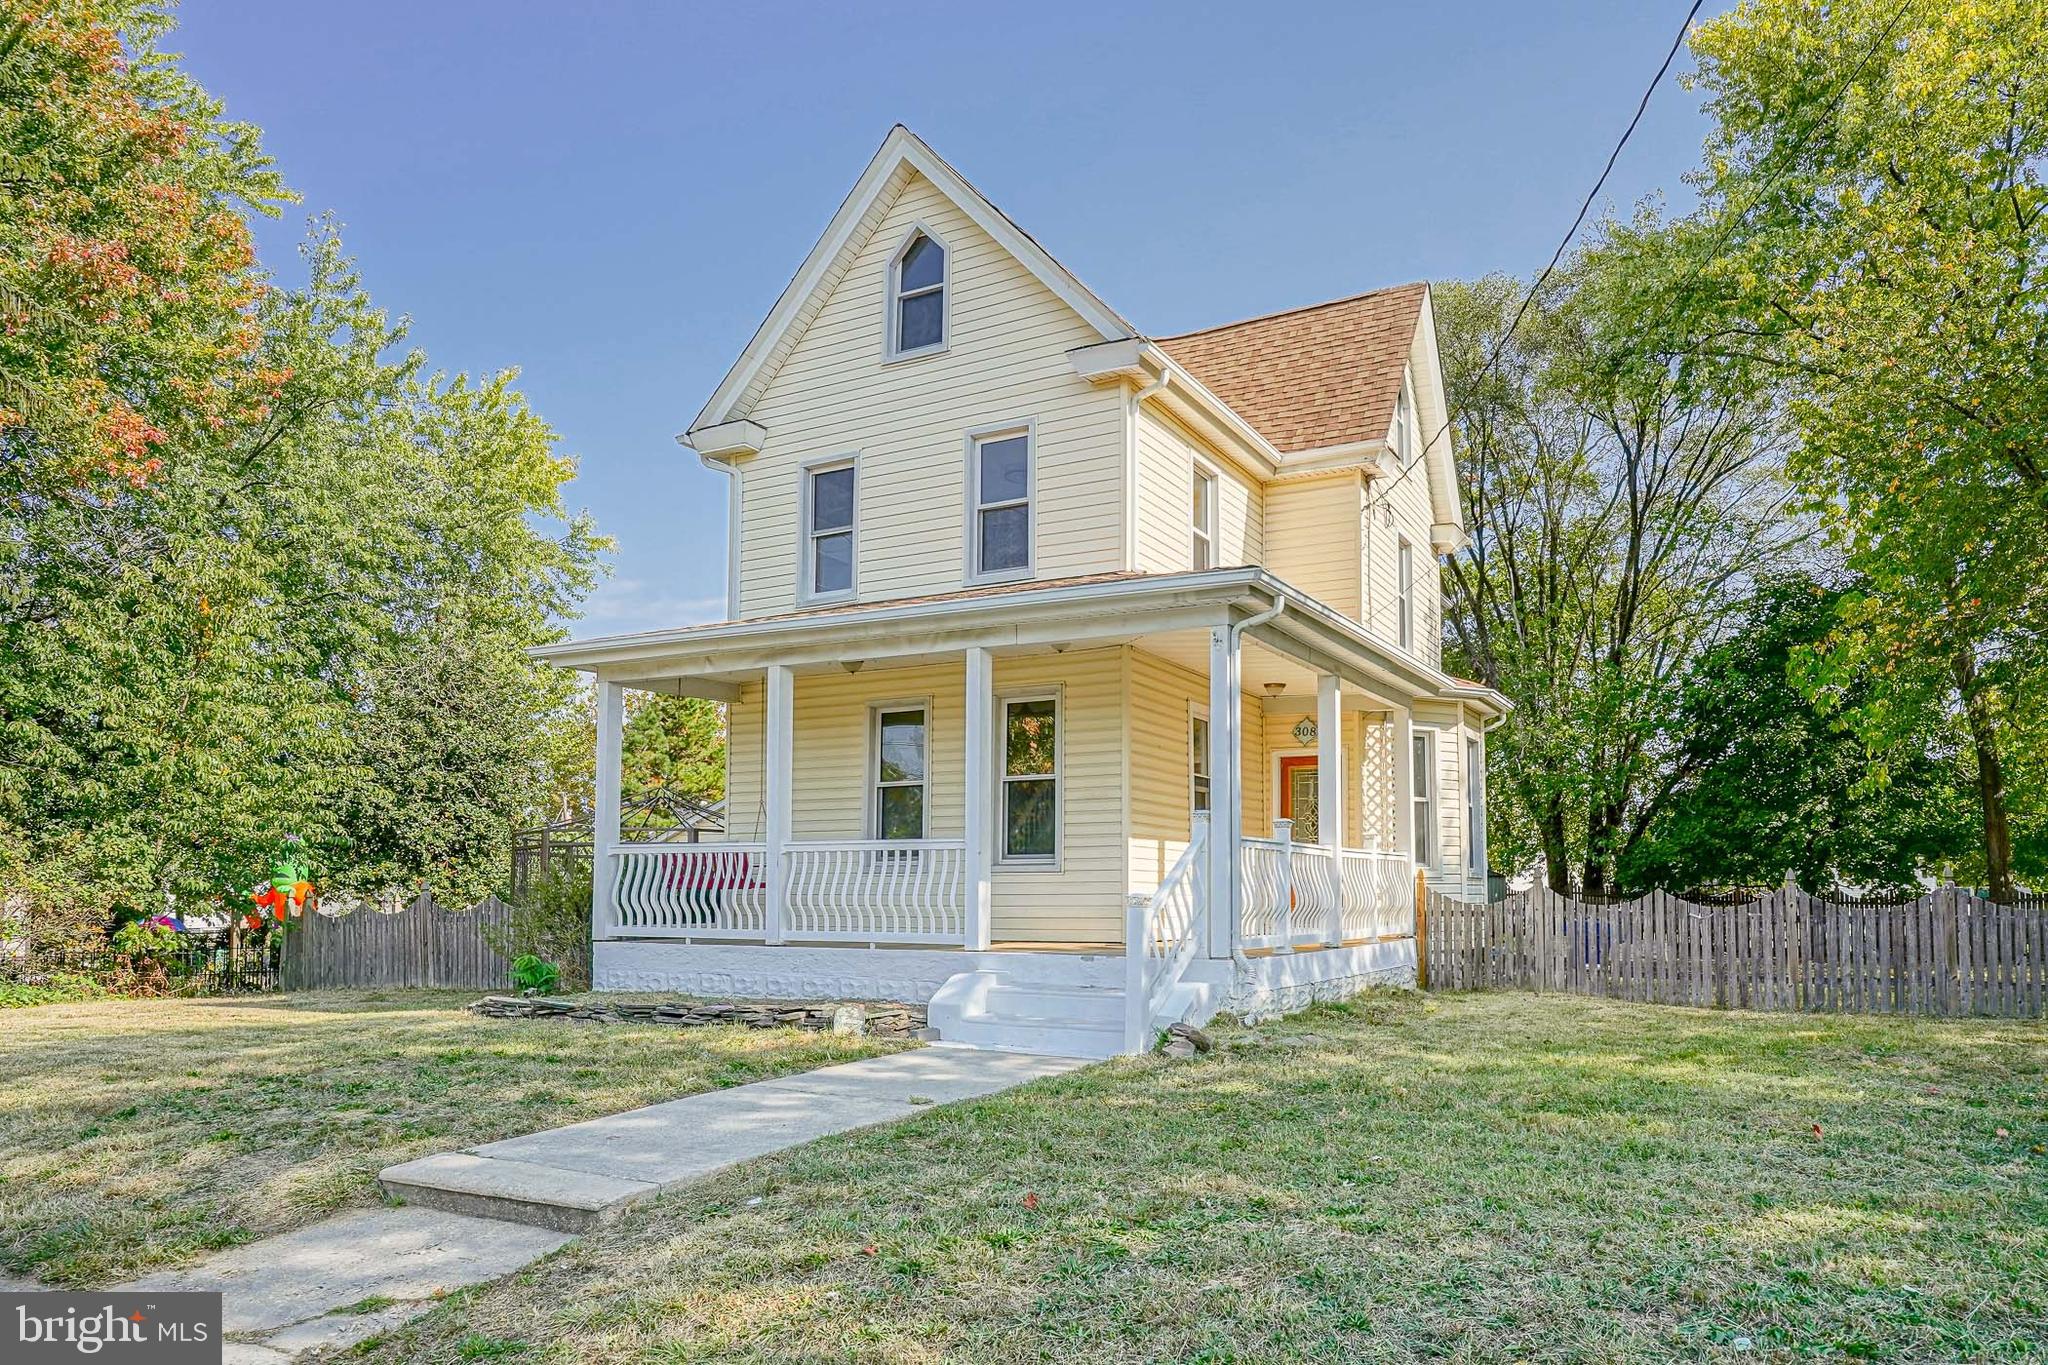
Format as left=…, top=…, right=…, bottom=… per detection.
left=1123, top=369, right=1170, bottom=571
left=694, top=451, right=742, bottom=621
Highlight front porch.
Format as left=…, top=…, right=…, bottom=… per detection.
left=539, top=570, right=1496, bottom=1053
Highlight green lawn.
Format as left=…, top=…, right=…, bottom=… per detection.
left=0, top=990, right=906, bottom=1286
left=354, top=993, right=2045, bottom=1364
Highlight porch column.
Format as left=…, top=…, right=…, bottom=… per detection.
left=1317, top=673, right=1345, bottom=946
left=1389, top=702, right=1415, bottom=867
left=962, top=646, right=994, bottom=951
left=1206, top=624, right=1240, bottom=959
left=763, top=663, right=793, bottom=945
left=592, top=679, right=625, bottom=937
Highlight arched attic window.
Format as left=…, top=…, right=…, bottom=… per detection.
left=888, top=229, right=947, bottom=358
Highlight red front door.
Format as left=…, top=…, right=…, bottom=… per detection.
left=1278, top=755, right=1319, bottom=845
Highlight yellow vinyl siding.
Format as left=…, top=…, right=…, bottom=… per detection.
left=1414, top=700, right=1478, bottom=896
left=1124, top=646, right=1263, bottom=898
left=1133, top=408, right=1263, bottom=573
left=720, top=648, right=1127, bottom=943
left=1265, top=474, right=1365, bottom=620
left=736, top=172, right=1124, bottom=617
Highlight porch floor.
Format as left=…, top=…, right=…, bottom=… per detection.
left=988, top=940, right=1121, bottom=954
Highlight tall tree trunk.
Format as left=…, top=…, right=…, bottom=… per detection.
left=1582, top=801, right=1612, bottom=897
left=1952, top=650, right=2016, bottom=902
left=1541, top=805, right=1572, bottom=895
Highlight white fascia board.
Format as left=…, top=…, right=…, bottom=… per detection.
left=1067, top=337, right=1149, bottom=383
left=530, top=568, right=1272, bottom=671
left=679, top=418, right=767, bottom=461
left=1411, top=287, right=1464, bottom=536
left=692, top=127, right=1135, bottom=432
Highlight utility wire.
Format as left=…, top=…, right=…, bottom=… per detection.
left=1366, top=0, right=1703, bottom=519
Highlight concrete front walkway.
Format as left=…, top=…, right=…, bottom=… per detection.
left=108, top=1045, right=1089, bottom=1361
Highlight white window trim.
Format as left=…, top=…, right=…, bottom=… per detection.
left=1396, top=535, right=1416, bottom=653
left=996, top=686, right=1061, bottom=869
left=799, top=453, right=858, bottom=604
left=883, top=222, right=950, bottom=363
left=964, top=419, right=1035, bottom=585
left=1190, top=461, right=1219, bottom=571
left=1396, top=367, right=1417, bottom=467
left=1189, top=702, right=1212, bottom=817
left=867, top=699, right=933, bottom=841
left=1411, top=726, right=1439, bottom=872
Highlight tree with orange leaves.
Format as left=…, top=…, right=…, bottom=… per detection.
left=0, top=2, right=288, bottom=489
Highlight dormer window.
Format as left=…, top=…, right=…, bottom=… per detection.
left=888, top=229, right=947, bottom=358
left=1394, top=370, right=1417, bottom=466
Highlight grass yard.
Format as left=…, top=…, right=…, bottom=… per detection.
left=357, top=993, right=2045, bottom=1364
left=0, top=990, right=907, bottom=1287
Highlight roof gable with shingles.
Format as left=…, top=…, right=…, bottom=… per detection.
left=1155, top=283, right=1428, bottom=455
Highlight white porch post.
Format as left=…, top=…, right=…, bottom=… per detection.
left=763, top=663, right=794, bottom=945
left=1206, top=624, right=1240, bottom=959
left=1390, top=702, right=1415, bottom=868
left=963, top=646, right=993, bottom=951
left=1317, top=672, right=1344, bottom=944
left=592, top=679, right=625, bottom=938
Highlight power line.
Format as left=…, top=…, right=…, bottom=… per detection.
left=1366, top=0, right=1703, bottom=517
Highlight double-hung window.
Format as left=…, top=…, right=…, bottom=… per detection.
left=1190, top=711, right=1212, bottom=814
left=804, top=459, right=855, bottom=599
left=1191, top=466, right=1217, bottom=570
left=1412, top=729, right=1437, bottom=869
left=871, top=706, right=928, bottom=841
left=971, top=428, right=1031, bottom=579
left=1466, top=736, right=1483, bottom=873
left=889, top=230, right=946, bottom=357
left=1001, top=694, right=1058, bottom=862
left=1397, top=536, right=1416, bottom=651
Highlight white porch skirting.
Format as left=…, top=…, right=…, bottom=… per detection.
left=1227, top=939, right=1417, bottom=1018
left=595, top=940, right=1122, bottom=1004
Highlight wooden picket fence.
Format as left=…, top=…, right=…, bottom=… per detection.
left=1422, top=885, right=2046, bottom=1017
left=281, top=892, right=514, bottom=991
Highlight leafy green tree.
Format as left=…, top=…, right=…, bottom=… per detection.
left=622, top=694, right=725, bottom=804
left=1619, top=574, right=1974, bottom=892
left=1439, top=265, right=1799, bottom=893
left=1668, top=0, right=2048, bottom=895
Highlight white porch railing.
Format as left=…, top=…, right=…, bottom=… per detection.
left=608, top=839, right=966, bottom=944
left=1239, top=820, right=1417, bottom=952
left=783, top=839, right=966, bottom=943
left=612, top=843, right=769, bottom=938
left=1339, top=848, right=1416, bottom=940
left=1124, top=814, right=1209, bottom=1051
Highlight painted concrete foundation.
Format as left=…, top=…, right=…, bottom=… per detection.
left=595, top=939, right=1122, bottom=1003
left=1227, top=939, right=1417, bottom=1018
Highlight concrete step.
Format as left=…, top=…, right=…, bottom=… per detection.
left=934, top=1012, right=1127, bottom=1059
left=380, top=1152, right=658, bottom=1233
left=980, top=981, right=1128, bottom=1027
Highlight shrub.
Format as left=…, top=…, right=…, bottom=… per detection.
left=488, top=858, right=591, bottom=990
left=509, top=955, right=560, bottom=994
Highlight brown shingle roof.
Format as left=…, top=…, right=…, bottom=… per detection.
left=1156, top=283, right=1427, bottom=455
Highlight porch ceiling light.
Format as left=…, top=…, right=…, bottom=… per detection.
left=841, top=659, right=864, bottom=673
left=1263, top=682, right=1287, bottom=696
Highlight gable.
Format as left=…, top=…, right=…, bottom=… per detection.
left=691, top=127, right=1133, bottom=435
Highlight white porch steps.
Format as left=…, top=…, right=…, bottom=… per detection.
left=927, top=967, right=1216, bottom=1059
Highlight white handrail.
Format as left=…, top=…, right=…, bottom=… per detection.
left=611, top=842, right=769, bottom=938
left=1124, top=814, right=1209, bottom=1052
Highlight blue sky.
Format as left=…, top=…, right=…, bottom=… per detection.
left=174, top=1, right=1727, bottom=637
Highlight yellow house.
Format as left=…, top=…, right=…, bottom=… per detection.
left=536, top=128, right=1509, bottom=1056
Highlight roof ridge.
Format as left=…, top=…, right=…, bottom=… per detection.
left=1156, top=281, right=1427, bottom=341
